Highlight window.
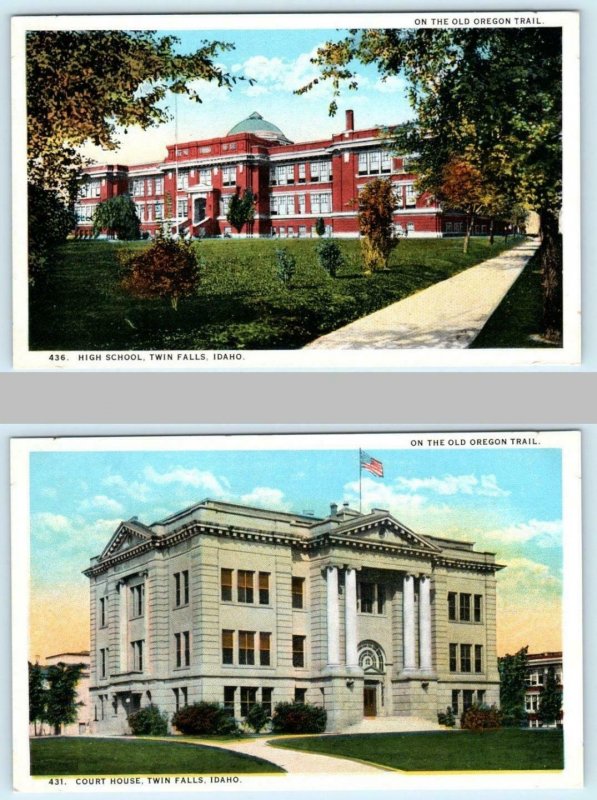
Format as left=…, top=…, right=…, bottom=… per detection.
left=100, top=648, right=108, bottom=679
left=100, top=597, right=108, bottom=627
left=294, top=688, right=307, bottom=703
left=358, top=150, right=390, bottom=175
left=463, top=689, right=474, bottom=711
left=222, top=630, right=234, bottom=664
left=460, top=644, right=472, bottom=673
left=155, top=177, right=164, bottom=194
left=221, top=568, right=233, bottom=601
left=310, top=161, right=332, bottom=182
left=259, top=573, right=270, bottom=605
left=238, top=571, right=254, bottom=603
left=219, top=195, right=233, bottom=216
left=174, top=570, right=189, bottom=607
left=474, top=645, right=483, bottom=673
left=446, top=222, right=453, bottom=232
left=377, top=584, right=385, bottom=614
left=406, top=222, right=415, bottom=234
left=155, top=201, right=164, bottom=219
left=199, top=168, right=212, bottom=186
left=474, top=595, right=483, bottom=622
left=270, top=194, right=295, bottom=216
left=259, top=632, right=271, bottom=666
left=459, top=593, right=471, bottom=622
left=381, top=151, right=392, bottom=173
left=449, top=643, right=458, bottom=672
left=525, top=693, right=539, bottom=712
left=405, top=183, right=417, bottom=206
left=240, top=687, right=257, bottom=717
left=133, top=179, right=145, bottom=196
left=262, top=688, right=273, bottom=717
left=288, top=226, right=294, bottom=238
left=173, top=687, right=188, bottom=711
left=310, top=193, right=331, bottom=214
left=200, top=146, right=211, bottom=154
left=222, top=166, right=236, bottom=186
left=292, top=577, right=305, bottom=609
left=360, top=582, right=375, bottom=613
left=451, top=689, right=460, bottom=714
left=448, top=592, right=457, bottom=621
left=239, top=631, right=255, bottom=665
left=298, top=195, right=306, bottom=214
left=477, top=689, right=486, bottom=705
left=131, top=640, right=144, bottom=671
left=130, top=584, right=144, bottom=618
left=145, top=178, right=153, bottom=195
left=298, top=163, right=306, bottom=182
left=177, top=198, right=187, bottom=219
left=175, top=631, right=190, bottom=668
left=298, top=225, right=307, bottom=237
left=224, top=686, right=236, bottom=716
left=292, top=635, right=306, bottom=668
left=177, top=171, right=189, bottom=190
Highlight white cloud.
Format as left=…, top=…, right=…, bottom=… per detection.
left=79, top=495, right=124, bottom=515
left=497, top=556, right=561, bottom=600
left=103, top=474, right=150, bottom=503
left=395, top=473, right=510, bottom=498
left=343, top=477, right=447, bottom=519
left=33, top=512, right=71, bottom=534
left=143, top=465, right=229, bottom=496
left=233, top=47, right=334, bottom=99
left=373, top=75, right=407, bottom=94
left=239, top=487, right=290, bottom=511
left=483, top=519, right=562, bottom=548
left=40, top=487, right=57, bottom=499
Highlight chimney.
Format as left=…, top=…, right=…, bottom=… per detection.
left=345, top=109, right=354, bottom=131
left=330, top=502, right=338, bottom=517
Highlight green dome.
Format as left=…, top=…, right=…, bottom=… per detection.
left=227, top=111, right=291, bottom=143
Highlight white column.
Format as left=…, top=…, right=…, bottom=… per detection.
left=345, top=568, right=358, bottom=667
left=118, top=581, right=128, bottom=673
left=403, top=574, right=416, bottom=671
left=326, top=566, right=340, bottom=666
left=419, top=575, right=432, bottom=672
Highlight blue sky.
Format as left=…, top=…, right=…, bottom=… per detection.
left=80, top=28, right=413, bottom=165
left=29, top=445, right=563, bottom=658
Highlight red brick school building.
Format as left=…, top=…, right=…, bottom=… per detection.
left=75, top=110, right=499, bottom=240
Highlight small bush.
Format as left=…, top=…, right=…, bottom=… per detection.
left=437, top=706, right=456, bottom=727
left=316, top=239, right=344, bottom=278
left=121, top=237, right=199, bottom=310
left=461, top=704, right=502, bottom=732
left=245, top=703, right=269, bottom=733
left=315, top=217, right=326, bottom=237
left=171, top=702, right=239, bottom=736
left=274, top=248, right=296, bottom=286
left=271, top=702, right=327, bottom=734
left=128, top=704, right=168, bottom=736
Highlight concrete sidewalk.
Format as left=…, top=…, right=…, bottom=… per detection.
left=305, top=239, right=539, bottom=350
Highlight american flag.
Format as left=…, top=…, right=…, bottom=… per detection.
left=360, top=451, right=384, bottom=478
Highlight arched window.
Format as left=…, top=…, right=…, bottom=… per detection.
left=358, top=640, right=386, bottom=674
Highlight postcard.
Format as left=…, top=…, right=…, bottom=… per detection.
left=11, top=11, right=580, bottom=369
left=11, top=431, right=582, bottom=790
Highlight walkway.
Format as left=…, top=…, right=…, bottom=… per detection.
left=305, top=239, right=539, bottom=349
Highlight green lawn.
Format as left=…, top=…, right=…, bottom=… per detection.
left=29, top=236, right=518, bottom=351
left=471, top=241, right=556, bottom=348
left=30, top=736, right=284, bottom=776
left=272, top=729, right=564, bottom=772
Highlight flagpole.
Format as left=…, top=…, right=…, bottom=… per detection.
left=358, top=448, right=362, bottom=514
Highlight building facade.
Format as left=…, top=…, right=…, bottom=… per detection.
left=84, top=498, right=503, bottom=733
left=75, top=110, right=499, bottom=240
left=525, top=651, right=563, bottom=727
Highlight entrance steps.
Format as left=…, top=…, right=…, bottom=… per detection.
left=341, top=715, right=445, bottom=734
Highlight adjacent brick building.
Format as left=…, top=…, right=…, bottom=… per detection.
left=75, top=109, right=497, bottom=239
left=84, top=498, right=503, bottom=733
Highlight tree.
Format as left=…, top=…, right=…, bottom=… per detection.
left=121, top=237, right=199, bottom=310
left=226, top=189, right=256, bottom=234
left=498, top=646, right=529, bottom=725
left=45, top=662, right=85, bottom=735
left=357, top=178, right=398, bottom=274
left=301, top=27, right=563, bottom=340
left=439, top=158, right=486, bottom=254
left=26, top=30, right=245, bottom=189
left=93, top=195, right=141, bottom=240
left=28, top=183, right=76, bottom=284
left=315, top=217, right=326, bottom=237
left=538, top=666, right=562, bottom=726
left=28, top=661, right=48, bottom=736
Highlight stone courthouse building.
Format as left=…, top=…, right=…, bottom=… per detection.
left=84, top=499, right=503, bottom=732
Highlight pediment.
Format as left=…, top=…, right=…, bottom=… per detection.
left=335, top=514, right=441, bottom=552
left=100, top=521, right=153, bottom=561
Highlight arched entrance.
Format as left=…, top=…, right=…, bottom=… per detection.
left=358, top=640, right=386, bottom=718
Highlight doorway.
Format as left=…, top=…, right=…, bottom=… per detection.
left=363, top=684, right=377, bottom=717
left=194, top=197, right=206, bottom=222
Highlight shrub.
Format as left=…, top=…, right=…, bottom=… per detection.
left=171, top=702, right=238, bottom=736
left=460, top=704, right=502, bottom=732
left=245, top=703, right=269, bottom=733
left=437, top=706, right=456, bottom=727
left=315, top=217, right=326, bottom=237
left=274, top=248, right=296, bottom=286
left=128, top=704, right=168, bottom=736
left=121, top=237, right=199, bottom=310
left=316, top=239, right=344, bottom=278
left=358, top=177, right=398, bottom=274
left=271, top=702, right=327, bottom=734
